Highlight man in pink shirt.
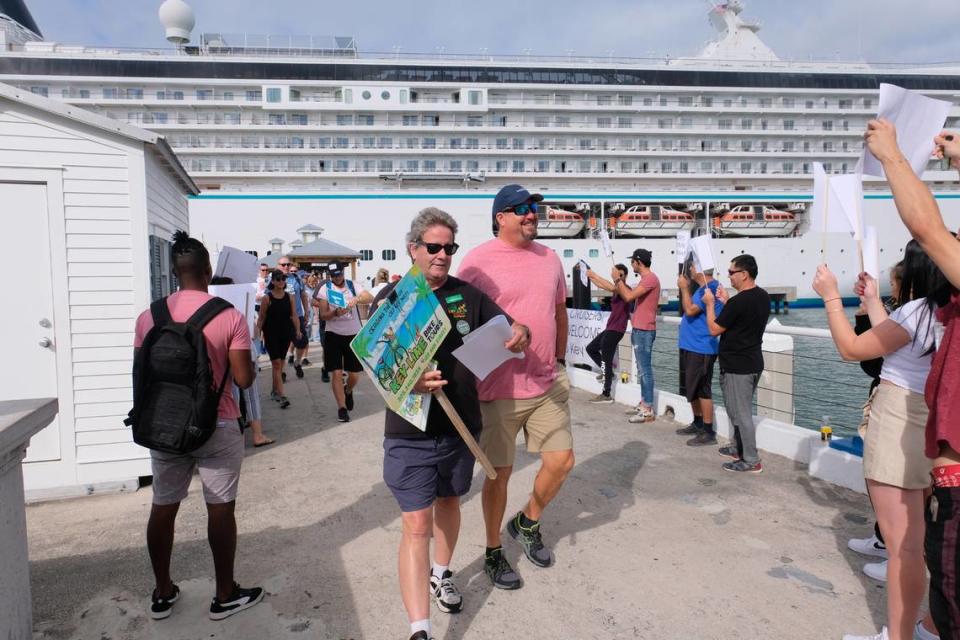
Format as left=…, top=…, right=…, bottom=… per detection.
left=458, top=184, right=575, bottom=590
left=132, top=231, right=263, bottom=622
left=612, top=249, right=661, bottom=421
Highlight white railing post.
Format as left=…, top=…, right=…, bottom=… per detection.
left=759, top=319, right=795, bottom=423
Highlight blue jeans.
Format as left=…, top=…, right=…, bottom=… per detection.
left=631, top=329, right=656, bottom=405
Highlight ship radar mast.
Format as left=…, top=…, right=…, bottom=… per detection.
left=159, top=0, right=195, bottom=47
left=698, top=1, right=778, bottom=62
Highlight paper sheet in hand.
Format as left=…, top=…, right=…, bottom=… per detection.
left=862, top=226, right=880, bottom=279
left=326, top=288, right=347, bottom=308
left=214, top=246, right=259, bottom=284
left=861, top=84, right=951, bottom=179
left=690, top=235, right=716, bottom=273
left=675, top=231, right=691, bottom=265
left=577, top=260, right=590, bottom=287
left=599, top=227, right=613, bottom=258
left=452, top=315, right=524, bottom=381
left=810, top=163, right=863, bottom=237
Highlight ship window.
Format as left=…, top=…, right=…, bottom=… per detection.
left=29, top=86, right=48, bottom=97
left=423, top=138, right=436, bottom=149
left=700, top=161, right=712, bottom=173
left=362, top=137, right=375, bottom=149
left=360, top=250, right=373, bottom=261
left=197, top=89, right=213, bottom=100
left=381, top=90, right=391, bottom=100
left=336, top=114, right=353, bottom=125
left=563, top=249, right=574, bottom=258
left=405, top=160, right=419, bottom=171
left=759, top=97, right=772, bottom=108
left=266, top=88, right=281, bottom=103
left=512, top=160, right=525, bottom=172
left=678, top=96, right=693, bottom=107
left=378, top=160, right=394, bottom=171
left=78, top=89, right=90, bottom=99
left=399, top=90, right=408, bottom=103
left=718, top=119, right=732, bottom=130
left=449, top=138, right=462, bottom=149
left=741, top=119, right=752, bottom=129
left=468, top=90, right=481, bottom=105
left=822, top=120, right=833, bottom=131
left=465, top=138, right=479, bottom=149
left=223, top=91, right=233, bottom=100
left=362, top=90, right=372, bottom=100
left=467, top=115, right=483, bottom=126
left=618, top=95, right=633, bottom=106
left=539, top=160, right=551, bottom=172
left=782, top=97, right=795, bottom=108
left=618, top=116, right=632, bottom=129
left=379, top=137, right=393, bottom=148
left=597, top=95, right=612, bottom=105
left=424, top=160, right=437, bottom=171
left=402, top=115, right=418, bottom=126
left=597, top=117, right=611, bottom=128
left=642, top=97, right=653, bottom=106
left=246, top=90, right=260, bottom=101
left=589, top=249, right=600, bottom=258
left=466, top=160, right=479, bottom=171
left=382, top=250, right=397, bottom=261
left=555, top=116, right=570, bottom=127
left=450, top=160, right=463, bottom=171
left=290, top=113, right=308, bottom=125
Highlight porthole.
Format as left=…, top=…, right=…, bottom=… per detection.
left=362, top=90, right=372, bottom=100
left=381, top=90, right=391, bottom=100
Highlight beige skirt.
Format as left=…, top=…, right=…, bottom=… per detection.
left=861, top=382, right=932, bottom=490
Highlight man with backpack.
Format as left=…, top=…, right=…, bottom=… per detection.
left=314, top=261, right=372, bottom=422
left=130, top=231, right=263, bottom=621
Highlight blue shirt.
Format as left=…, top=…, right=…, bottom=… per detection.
left=285, top=273, right=305, bottom=317
left=678, top=280, right=723, bottom=355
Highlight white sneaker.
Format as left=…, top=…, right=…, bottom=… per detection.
left=847, top=534, right=888, bottom=559
left=914, top=621, right=940, bottom=640
left=862, top=559, right=888, bottom=582
left=842, top=627, right=888, bottom=640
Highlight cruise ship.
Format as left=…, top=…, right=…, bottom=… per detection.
left=2, top=0, right=959, bottom=302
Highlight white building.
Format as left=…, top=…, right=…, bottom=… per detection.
left=0, top=81, right=199, bottom=498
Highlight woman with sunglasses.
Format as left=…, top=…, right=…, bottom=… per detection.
left=255, top=269, right=301, bottom=409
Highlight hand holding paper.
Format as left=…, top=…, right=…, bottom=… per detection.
left=453, top=315, right=525, bottom=381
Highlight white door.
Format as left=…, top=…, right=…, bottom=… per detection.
left=0, top=182, right=61, bottom=461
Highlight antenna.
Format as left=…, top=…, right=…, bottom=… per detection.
left=158, top=0, right=195, bottom=47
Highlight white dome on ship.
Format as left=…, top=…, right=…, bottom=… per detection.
left=158, top=0, right=195, bottom=45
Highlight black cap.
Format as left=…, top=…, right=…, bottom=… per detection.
left=630, top=249, right=652, bottom=266
left=327, top=262, right=344, bottom=275
left=492, top=184, right=543, bottom=215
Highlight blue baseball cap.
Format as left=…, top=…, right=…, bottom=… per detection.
left=491, top=184, right=543, bottom=215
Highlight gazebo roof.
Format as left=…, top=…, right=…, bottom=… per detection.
left=288, top=237, right=360, bottom=259
left=296, top=224, right=324, bottom=233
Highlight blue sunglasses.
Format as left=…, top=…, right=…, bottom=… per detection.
left=507, top=202, right=538, bottom=215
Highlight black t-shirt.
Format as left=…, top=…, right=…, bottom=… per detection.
left=374, top=276, right=510, bottom=440
left=715, top=286, right=770, bottom=374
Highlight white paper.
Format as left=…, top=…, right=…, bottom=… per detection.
left=452, top=315, right=524, bottom=380
left=861, top=83, right=951, bottom=179
left=690, top=235, right=716, bottom=273
left=214, top=245, right=259, bottom=284
left=599, top=227, right=613, bottom=258
left=675, top=231, right=691, bottom=265
left=862, top=225, right=880, bottom=279
left=209, top=283, right=258, bottom=340
left=828, top=172, right=865, bottom=242
left=577, top=260, right=590, bottom=288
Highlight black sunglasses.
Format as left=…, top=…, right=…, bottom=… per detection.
left=273, top=276, right=287, bottom=281
left=506, top=202, right=538, bottom=216
left=728, top=269, right=745, bottom=276
left=417, top=242, right=459, bottom=256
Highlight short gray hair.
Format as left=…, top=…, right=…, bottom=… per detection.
left=406, top=207, right=458, bottom=245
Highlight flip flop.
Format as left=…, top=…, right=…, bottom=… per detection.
left=253, top=439, right=275, bottom=448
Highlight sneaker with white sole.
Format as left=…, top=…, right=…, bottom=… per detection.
left=208, top=583, right=264, bottom=620
left=588, top=394, right=614, bottom=404
left=429, top=570, right=462, bottom=613
left=842, top=626, right=889, bottom=640
left=149, top=584, right=180, bottom=620
left=862, top=559, right=887, bottom=582
left=847, top=533, right=888, bottom=559
left=914, top=621, right=939, bottom=640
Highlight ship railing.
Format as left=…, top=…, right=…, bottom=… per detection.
left=605, top=314, right=870, bottom=439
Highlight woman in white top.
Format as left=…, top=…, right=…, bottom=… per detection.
left=814, top=240, right=951, bottom=640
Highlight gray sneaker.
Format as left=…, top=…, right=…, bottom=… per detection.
left=718, top=444, right=740, bottom=459
left=507, top=512, right=553, bottom=568
left=686, top=431, right=718, bottom=447
left=675, top=423, right=701, bottom=435
left=484, top=547, right=522, bottom=590
left=588, top=393, right=614, bottom=404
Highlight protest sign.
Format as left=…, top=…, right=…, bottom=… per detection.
left=690, top=235, right=716, bottom=273
left=675, top=231, right=691, bottom=274
left=599, top=227, right=614, bottom=260
left=214, top=246, right=259, bottom=284
left=861, top=84, right=951, bottom=179
left=863, top=226, right=880, bottom=280
left=209, top=283, right=257, bottom=339
left=350, top=264, right=496, bottom=477
left=565, top=308, right=617, bottom=372
left=577, top=259, right=590, bottom=288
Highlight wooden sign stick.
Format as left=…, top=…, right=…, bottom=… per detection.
left=434, top=389, right=498, bottom=480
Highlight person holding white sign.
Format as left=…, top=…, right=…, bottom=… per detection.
left=372, top=208, right=528, bottom=640
left=584, top=264, right=630, bottom=403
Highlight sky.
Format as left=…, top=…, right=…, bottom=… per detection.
left=21, top=0, right=960, bottom=64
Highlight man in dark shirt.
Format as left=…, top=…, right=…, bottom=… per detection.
left=702, top=254, right=770, bottom=474
left=372, top=207, right=529, bottom=640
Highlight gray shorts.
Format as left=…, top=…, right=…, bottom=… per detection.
left=150, top=419, right=245, bottom=505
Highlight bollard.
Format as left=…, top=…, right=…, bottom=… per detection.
left=758, top=319, right=795, bottom=424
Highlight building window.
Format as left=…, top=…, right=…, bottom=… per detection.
left=246, top=90, right=261, bottom=101
left=759, top=97, right=772, bottom=108
left=468, top=90, right=481, bottom=105
left=718, top=119, right=732, bottom=130
left=405, top=160, right=419, bottom=171
left=822, top=120, right=834, bottom=131
left=589, top=249, right=599, bottom=258
left=597, top=117, right=611, bottom=128
left=467, top=115, right=483, bottom=126
left=403, top=115, right=418, bottom=126
left=423, top=138, right=436, bottom=149
left=618, top=116, right=632, bottom=129
left=783, top=119, right=795, bottom=130
left=678, top=96, right=693, bottom=107
left=596, top=95, right=612, bottom=105
left=149, top=235, right=177, bottom=300
left=618, top=95, right=633, bottom=106
left=449, top=160, right=462, bottom=171
left=290, top=113, right=308, bottom=125
left=465, top=138, right=478, bottom=149
left=360, top=250, right=374, bottom=261
left=423, top=160, right=436, bottom=171
left=466, top=160, right=479, bottom=171
left=382, top=250, right=396, bottom=261
left=265, top=88, right=282, bottom=103
left=336, top=114, right=353, bottom=125
left=563, top=249, right=574, bottom=258
left=358, top=114, right=374, bottom=125
left=378, top=160, right=393, bottom=172
left=512, top=160, right=525, bottom=172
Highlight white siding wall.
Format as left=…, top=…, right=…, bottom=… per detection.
left=145, top=148, right=189, bottom=238
left=0, top=104, right=154, bottom=489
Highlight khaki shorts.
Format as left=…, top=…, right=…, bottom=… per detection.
left=479, top=368, right=573, bottom=468
left=862, top=383, right=932, bottom=490
left=150, top=420, right=245, bottom=505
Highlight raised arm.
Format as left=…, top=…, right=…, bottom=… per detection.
left=677, top=275, right=702, bottom=318
left=701, top=287, right=725, bottom=336
left=865, top=120, right=960, bottom=288
left=587, top=268, right=616, bottom=293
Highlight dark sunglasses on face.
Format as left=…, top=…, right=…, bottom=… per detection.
left=418, top=241, right=459, bottom=256
left=506, top=202, right=538, bottom=216
left=274, top=276, right=287, bottom=282
left=728, top=269, right=745, bottom=276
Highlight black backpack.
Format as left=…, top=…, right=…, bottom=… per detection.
left=125, top=296, right=233, bottom=454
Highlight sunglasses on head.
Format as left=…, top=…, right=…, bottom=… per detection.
left=506, top=202, right=538, bottom=216
left=417, top=241, right=459, bottom=256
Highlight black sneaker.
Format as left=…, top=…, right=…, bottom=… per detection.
left=208, top=583, right=264, bottom=621
left=301, top=358, right=311, bottom=366
left=675, top=423, right=701, bottom=435
left=409, top=632, right=433, bottom=640
left=718, top=445, right=740, bottom=459
left=429, top=570, right=462, bottom=613
left=321, top=369, right=330, bottom=383
left=338, top=407, right=350, bottom=422
left=507, top=512, right=553, bottom=568
left=287, top=355, right=294, bottom=364
left=345, top=389, right=354, bottom=411
left=686, top=431, right=718, bottom=447
left=294, top=363, right=304, bottom=379
left=723, top=459, right=763, bottom=474
left=279, top=396, right=290, bottom=409
left=150, top=584, right=180, bottom=620
left=484, top=547, right=522, bottom=590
